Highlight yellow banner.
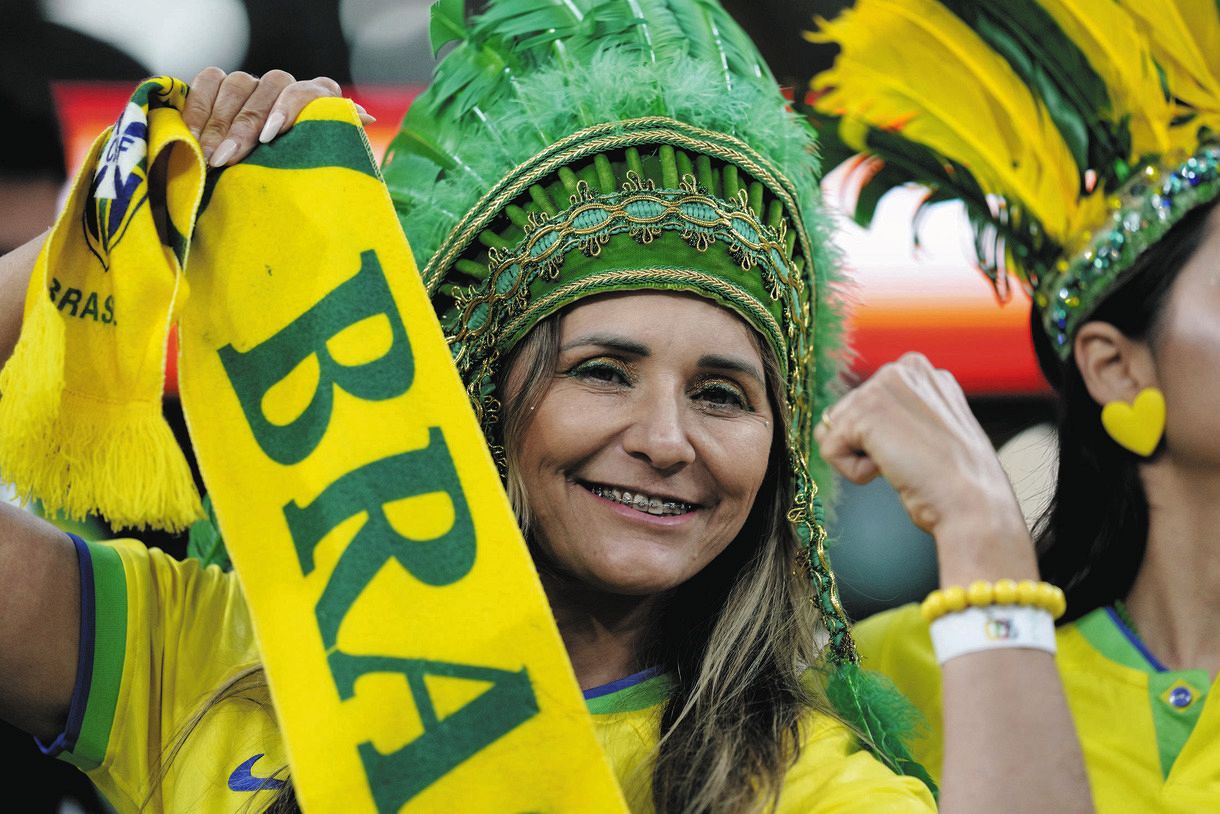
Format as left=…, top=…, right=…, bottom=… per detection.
left=177, top=98, right=627, bottom=812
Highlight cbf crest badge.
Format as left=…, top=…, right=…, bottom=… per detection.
left=84, top=98, right=149, bottom=270
left=83, top=78, right=189, bottom=269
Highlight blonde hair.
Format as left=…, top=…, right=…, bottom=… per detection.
left=498, top=312, right=835, bottom=814
left=143, top=666, right=295, bottom=813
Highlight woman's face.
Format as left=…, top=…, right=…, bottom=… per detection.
left=510, top=291, right=775, bottom=596
left=1150, top=208, right=1220, bottom=466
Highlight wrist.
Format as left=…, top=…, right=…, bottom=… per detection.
left=930, top=604, right=1057, bottom=664
left=934, top=512, right=1038, bottom=587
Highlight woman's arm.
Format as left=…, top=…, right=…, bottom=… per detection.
left=816, top=353, right=1093, bottom=814
left=0, top=68, right=351, bottom=743
left=0, top=232, right=44, bottom=363
left=0, top=502, right=81, bottom=742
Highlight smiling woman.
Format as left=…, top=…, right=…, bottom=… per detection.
left=512, top=294, right=773, bottom=598
left=495, top=293, right=835, bottom=810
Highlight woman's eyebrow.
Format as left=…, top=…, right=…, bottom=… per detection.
left=560, top=335, right=650, bottom=355
left=698, top=354, right=764, bottom=386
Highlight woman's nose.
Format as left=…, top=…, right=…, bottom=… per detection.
left=621, top=391, right=697, bottom=471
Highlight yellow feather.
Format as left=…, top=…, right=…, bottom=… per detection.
left=810, top=0, right=1081, bottom=241
left=1037, top=0, right=1172, bottom=156
left=1123, top=0, right=1220, bottom=143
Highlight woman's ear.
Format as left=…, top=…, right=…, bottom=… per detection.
left=1073, top=321, right=1158, bottom=407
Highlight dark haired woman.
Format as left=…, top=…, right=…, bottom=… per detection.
left=809, top=0, right=1220, bottom=810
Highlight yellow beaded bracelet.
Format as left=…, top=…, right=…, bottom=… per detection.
left=920, top=579, right=1066, bottom=623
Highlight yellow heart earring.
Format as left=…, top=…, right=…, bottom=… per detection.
left=1101, top=387, right=1166, bottom=457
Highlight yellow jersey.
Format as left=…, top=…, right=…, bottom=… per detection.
left=854, top=603, right=1220, bottom=812
left=46, top=536, right=934, bottom=813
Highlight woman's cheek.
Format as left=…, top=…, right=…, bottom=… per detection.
left=1157, top=319, right=1220, bottom=458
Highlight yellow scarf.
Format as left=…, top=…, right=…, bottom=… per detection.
left=1, top=77, right=627, bottom=812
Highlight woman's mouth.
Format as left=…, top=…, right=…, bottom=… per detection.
left=580, top=482, right=698, bottom=516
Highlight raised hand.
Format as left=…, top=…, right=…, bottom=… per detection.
left=814, top=352, right=1034, bottom=584
left=183, top=67, right=375, bottom=168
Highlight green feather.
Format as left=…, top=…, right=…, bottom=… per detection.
left=940, top=0, right=1130, bottom=189
left=472, top=0, right=647, bottom=59
left=670, top=0, right=739, bottom=93
left=387, top=1, right=810, bottom=265
left=429, top=0, right=469, bottom=55
left=826, top=664, right=939, bottom=796
left=620, top=0, right=682, bottom=63
left=677, top=0, right=772, bottom=87
left=423, top=42, right=511, bottom=120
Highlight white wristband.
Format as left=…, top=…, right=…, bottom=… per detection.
left=929, top=605, right=1057, bottom=665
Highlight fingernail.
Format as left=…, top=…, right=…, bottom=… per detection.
left=355, top=104, right=376, bottom=123
left=259, top=111, right=285, bottom=144
left=209, top=139, right=237, bottom=167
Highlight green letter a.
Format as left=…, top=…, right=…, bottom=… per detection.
left=329, top=652, right=539, bottom=812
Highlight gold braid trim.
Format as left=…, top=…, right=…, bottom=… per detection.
left=449, top=176, right=796, bottom=367
left=500, top=175, right=794, bottom=290
left=422, top=117, right=815, bottom=303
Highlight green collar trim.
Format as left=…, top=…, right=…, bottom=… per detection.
left=1076, top=606, right=1162, bottom=672
left=584, top=672, right=674, bottom=716
left=1076, top=606, right=1211, bottom=779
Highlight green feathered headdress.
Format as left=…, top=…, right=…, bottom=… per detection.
left=379, top=0, right=930, bottom=789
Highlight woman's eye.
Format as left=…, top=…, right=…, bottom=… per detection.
left=568, top=359, right=630, bottom=385
left=694, top=381, right=749, bottom=410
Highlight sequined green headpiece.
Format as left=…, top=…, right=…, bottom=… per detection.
left=807, top=0, right=1220, bottom=359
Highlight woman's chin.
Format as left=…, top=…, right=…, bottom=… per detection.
left=577, top=553, right=697, bottom=597
left=545, top=548, right=694, bottom=598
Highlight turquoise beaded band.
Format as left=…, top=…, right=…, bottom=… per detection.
left=1038, top=142, right=1220, bottom=357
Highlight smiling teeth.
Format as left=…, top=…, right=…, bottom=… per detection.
left=589, top=485, right=694, bottom=516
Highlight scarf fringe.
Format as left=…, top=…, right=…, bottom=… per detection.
left=0, top=296, right=201, bottom=532
left=0, top=294, right=67, bottom=490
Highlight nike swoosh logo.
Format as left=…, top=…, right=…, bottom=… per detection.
left=228, top=753, right=288, bottom=792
